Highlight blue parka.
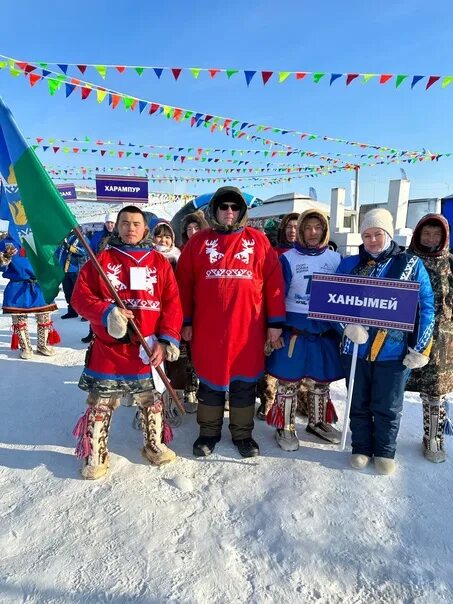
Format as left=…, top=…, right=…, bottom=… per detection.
left=335, top=242, right=435, bottom=362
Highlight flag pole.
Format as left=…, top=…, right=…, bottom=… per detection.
left=340, top=342, right=358, bottom=450
left=72, top=225, right=185, bottom=415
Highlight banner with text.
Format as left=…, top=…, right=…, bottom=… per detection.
left=95, top=175, right=148, bottom=203
left=308, top=273, right=420, bottom=331
left=56, top=183, right=77, bottom=201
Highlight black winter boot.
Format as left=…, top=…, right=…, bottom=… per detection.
left=193, top=435, right=221, bottom=457
left=232, top=437, right=260, bottom=458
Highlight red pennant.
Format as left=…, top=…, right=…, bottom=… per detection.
left=81, top=87, right=92, bottom=100
left=36, top=137, right=43, bottom=143
left=261, top=71, right=273, bottom=85
left=73, top=148, right=79, bottom=153
left=118, top=151, right=124, bottom=158
left=131, top=100, right=138, bottom=110
left=53, top=147, right=60, bottom=153
left=173, top=108, right=183, bottom=121
left=142, top=153, right=149, bottom=158
left=346, top=73, right=359, bottom=85
left=29, top=73, right=41, bottom=87
left=295, top=72, right=307, bottom=80
left=379, top=74, right=392, bottom=84
left=111, top=94, right=121, bottom=109
left=171, top=68, right=182, bottom=80
left=149, top=103, right=160, bottom=115
left=100, top=150, right=106, bottom=156
left=208, top=69, right=220, bottom=78
left=77, top=65, right=87, bottom=74
left=116, top=66, right=126, bottom=73
left=426, top=75, right=440, bottom=90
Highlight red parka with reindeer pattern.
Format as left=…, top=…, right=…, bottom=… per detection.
left=72, top=238, right=182, bottom=392
left=176, top=226, right=286, bottom=390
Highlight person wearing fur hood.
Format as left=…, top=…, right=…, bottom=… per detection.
left=265, top=209, right=344, bottom=450
left=180, top=211, right=208, bottom=249
left=151, top=220, right=181, bottom=269
left=405, top=214, right=453, bottom=463
left=275, top=212, right=299, bottom=256
left=177, top=186, right=286, bottom=459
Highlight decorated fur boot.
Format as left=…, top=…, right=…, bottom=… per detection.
left=36, top=312, right=60, bottom=356
left=421, top=394, right=448, bottom=463
left=306, top=382, right=341, bottom=444
left=267, top=381, right=299, bottom=451
left=11, top=314, right=33, bottom=360
left=73, top=403, right=112, bottom=480
left=296, top=380, right=309, bottom=417
left=141, top=401, right=176, bottom=466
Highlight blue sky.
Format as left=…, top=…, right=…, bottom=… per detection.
left=0, top=0, right=452, bottom=206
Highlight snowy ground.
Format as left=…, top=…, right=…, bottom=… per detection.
left=0, top=277, right=452, bottom=604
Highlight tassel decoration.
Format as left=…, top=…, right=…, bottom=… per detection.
left=72, top=408, right=92, bottom=459
left=48, top=326, right=61, bottom=344
left=11, top=331, right=19, bottom=350
left=163, top=421, right=173, bottom=445
left=266, top=401, right=285, bottom=429
left=326, top=399, right=339, bottom=424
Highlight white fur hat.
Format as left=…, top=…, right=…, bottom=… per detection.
left=105, top=212, right=117, bottom=223
left=360, top=208, right=394, bottom=238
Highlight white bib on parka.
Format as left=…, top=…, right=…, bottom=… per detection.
left=284, top=248, right=341, bottom=314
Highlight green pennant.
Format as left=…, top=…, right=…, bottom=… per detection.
left=278, top=71, right=291, bottom=83
left=94, top=65, right=107, bottom=79
left=226, top=70, right=239, bottom=79
left=84, top=136, right=91, bottom=142
left=362, top=73, right=376, bottom=83
left=49, top=138, right=55, bottom=143
left=123, top=96, right=135, bottom=110
left=63, top=147, right=70, bottom=153
left=257, top=125, right=265, bottom=132
left=183, top=111, right=193, bottom=120
left=48, top=77, right=61, bottom=95
left=313, top=72, right=325, bottom=83
left=126, top=152, right=132, bottom=157
left=38, top=62, right=48, bottom=68
left=9, top=65, right=21, bottom=77
left=309, top=135, right=318, bottom=140
left=190, top=68, right=201, bottom=79
left=135, top=67, right=145, bottom=76
left=395, top=75, right=408, bottom=88
left=0, top=61, right=6, bottom=69
left=231, top=120, right=239, bottom=129
left=82, top=148, right=88, bottom=153
left=441, top=76, right=453, bottom=88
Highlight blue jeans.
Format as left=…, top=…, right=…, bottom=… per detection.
left=342, top=355, right=410, bottom=459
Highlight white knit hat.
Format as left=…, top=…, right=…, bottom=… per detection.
left=105, top=212, right=117, bottom=223
left=360, top=208, right=394, bottom=238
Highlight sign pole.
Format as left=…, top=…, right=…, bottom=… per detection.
left=340, top=341, right=358, bottom=451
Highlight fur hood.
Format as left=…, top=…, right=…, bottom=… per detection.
left=277, top=212, right=299, bottom=247
left=409, top=214, right=450, bottom=258
left=206, top=187, right=248, bottom=233
left=297, top=209, right=330, bottom=249
left=181, top=211, right=209, bottom=245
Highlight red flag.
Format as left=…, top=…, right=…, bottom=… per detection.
left=295, top=72, right=307, bottom=80
left=379, top=74, right=392, bottom=84
left=29, top=73, right=41, bottom=87
left=149, top=103, right=160, bottom=115
left=171, top=68, right=182, bottom=80
left=208, top=69, right=220, bottom=78
left=426, top=75, right=440, bottom=90
left=346, top=73, right=359, bottom=85
left=77, top=65, right=87, bottom=74
left=261, top=71, right=273, bottom=85
left=81, top=87, right=92, bottom=100
left=116, top=66, right=126, bottom=73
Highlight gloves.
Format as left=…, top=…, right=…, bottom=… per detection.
left=106, top=306, right=128, bottom=339
left=344, top=324, right=369, bottom=345
left=3, top=243, right=17, bottom=258
left=403, top=348, right=429, bottom=369
left=139, top=336, right=180, bottom=364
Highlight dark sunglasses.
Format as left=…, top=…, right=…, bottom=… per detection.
left=218, top=203, right=240, bottom=211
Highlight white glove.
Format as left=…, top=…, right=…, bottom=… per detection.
left=344, top=324, right=369, bottom=345
left=403, top=347, right=429, bottom=369
left=165, top=342, right=180, bottom=362
left=106, top=306, right=128, bottom=339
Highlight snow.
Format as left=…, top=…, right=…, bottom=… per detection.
left=0, top=277, right=452, bottom=604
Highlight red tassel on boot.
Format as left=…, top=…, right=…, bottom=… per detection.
left=163, top=422, right=173, bottom=445
left=11, top=331, right=19, bottom=350
left=326, top=399, right=338, bottom=424
left=48, top=326, right=61, bottom=345
left=266, top=402, right=285, bottom=429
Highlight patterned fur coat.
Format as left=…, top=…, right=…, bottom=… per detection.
left=406, top=214, right=453, bottom=396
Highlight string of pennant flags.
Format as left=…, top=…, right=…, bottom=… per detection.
left=0, top=54, right=434, bottom=156
left=27, top=135, right=427, bottom=163
left=10, top=56, right=453, bottom=90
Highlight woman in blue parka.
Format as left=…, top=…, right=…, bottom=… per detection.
left=336, top=209, right=434, bottom=475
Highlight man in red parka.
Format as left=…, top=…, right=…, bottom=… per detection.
left=176, top=187, right=285, bottom=458
left=71, top=206, right=183, bottom=479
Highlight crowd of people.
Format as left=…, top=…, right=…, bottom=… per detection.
left=0, top=186, right=451, bottom=480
